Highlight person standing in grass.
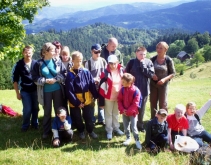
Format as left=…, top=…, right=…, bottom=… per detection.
left=99, top=55, right=124, bottom=140
left=167, top=104, right=189, bottom=150
left=185, top=99, right=211, bottom=147
left=117, top=73, right=142, bottom=150
left=32, top=42, right=66, bottom=139
left=12, top=45, right=39, bottom=132
left=52, top=107, right=73, bottom=147
left=65, top=51, right=98, bottom=140
left=145, top=109, right=168, bottom=153
left=125, top=46, right=154, bottom=132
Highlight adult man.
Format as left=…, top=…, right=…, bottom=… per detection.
left=101, top=37, right=123, bottom=65
left=12, top=45, right=39, bottom=132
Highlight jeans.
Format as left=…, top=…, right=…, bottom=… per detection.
left=91, top=100, right=105, bottom=123
left=191, top=130, right=211, bottom=147
left=137, top=96, right=148, bottom=129
left=20, top=90, right=39, bottom=129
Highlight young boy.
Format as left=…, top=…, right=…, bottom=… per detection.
left=145, top=109, right=168, bottom=153
left=65, top=51, right=98, bottom=140
left=52, top=107, right=73, bottom=147
left=117, top=73, right=142, bottom=150
left=12, top=45, right=39, bottom=132
left=167, top=104, right=189, bottom=150
left=185, top=99, right=211, bottom=147
left=85, top=44, right=107, bottom=125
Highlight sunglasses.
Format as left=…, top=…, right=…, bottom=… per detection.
left=93, top=51, right=101, bottom=54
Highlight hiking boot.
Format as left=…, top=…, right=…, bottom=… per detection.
left=107, top=133, right=112, bottom=140
left=135, top=141, right=142, bottom=150
left=114, top=129, right=124, bottom=136
left=89, top=132, right=98, bottom=139
left=123, top=138, right=131, bottom=146
left=79, top=132, right=85, bottom=140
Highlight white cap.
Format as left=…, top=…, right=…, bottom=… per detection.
left=108, top=55, right=118, bottom=63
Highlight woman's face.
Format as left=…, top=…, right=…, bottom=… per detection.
left=108, top=62, right=118, bottom=70
left=61, top=51, right=70, bottom=62
left=156, top=44, right=167, bottom=56
left=45, top=48, right=56, bottom=59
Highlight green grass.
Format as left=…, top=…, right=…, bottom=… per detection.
left=1, top=62, right=211, bottom=165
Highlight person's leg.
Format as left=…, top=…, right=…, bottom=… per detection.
left=137, top=96, right=148, bottom=131
left=104, top=99, right=114, bottom=135
left=192, top=136, right=204, bottom=147
left=43, top=92, right=53, bottom=136
left=82, top=105, right=94, bottom=133
left=112, top=101, right=120, bottom=131
left=158, top=83, right=168, bottom=110
left=130, top=116, right=139, bottom=141
left=156, top=133, right=168, bottom=148
left=20, top=90, right=32, bottom=131
left=97, top=100, right=105, bottom=124
left=198, top=130, right=211, bottom=145
left=59, top=130, right=73, bottom=143
left=30, top=91, right=39, bottom=128
left=52, top=89, right=64, bottom=116
left=150, top=81, right=158, bottom=119
left=122, top=115, right=130, bottom=139
left=90, top=105, right=96, bottom=124
left=71, top=107, right=84, bottom=133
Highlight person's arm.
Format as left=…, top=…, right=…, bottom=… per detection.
left=31, top=61, right=46, bottom=86
left=182, top=129, right=187, bottom=136
left=196, top=99, right=211, bottom=118
left=126, top=89, right=141, bottom=116
left=168, top=128, right=174, bottom=150
left=117, top=88, right=124, bottom=115
left=139, top=59, right=155, bottom=78
left=13, top=82, right=21, bottom=100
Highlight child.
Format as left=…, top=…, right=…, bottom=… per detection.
left=61, top=46, right=72, bottom=71
left=167, top=104, right=189, bottom=150
left=85, top=43, right=107, bottom=125
left=99, top=55, right=124, bottom=140
left=145, top=109, right=168, bottom=153
left=65, top=51, right=98, bottom=140
left=185, top=99, right=211, bottom=147
left=117, top=73, right=142, bottom=150
left=52, top=107, right=73, bottom=147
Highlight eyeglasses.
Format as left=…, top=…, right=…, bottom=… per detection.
left=93, top=51, right=101, bottom=54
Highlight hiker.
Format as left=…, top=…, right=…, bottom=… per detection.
left=145, top=109, right=168, bottom=153
left=31, top=42, right=66, bottom=139
left=12, top=45, right=39, bottom=132
left=84, top=43, right=107, bottom=126
left=52, top=41, right=62, bottom=61
left=125, top=46, right=154, bottom=132
left=101, top=37, right=123, bottom=65
left=150, top=41, right=176, bottom=119
left=185, top=99, right=211, bottom=147
left=52, top=107, right=73, bottom=147
left=60, top=46, right=72, bottom=71
left=167, top=104, right=189, bottom=150
left=99, top=55, right=124, bottom=140
left=117, top=73, right=142, bottom=150
left=65, top=51, right=98, bottom=140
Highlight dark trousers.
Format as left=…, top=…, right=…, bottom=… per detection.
left=58, top=130, right=73, bottom=142
left=71, top=105, right=94, bottom=133
left=137, top=96, right=148, bottom=128
left=147, top=133, right=168, bottom=150
left=171, top=130, right=184, bottom=143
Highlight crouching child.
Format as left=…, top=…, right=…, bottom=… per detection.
left=52, top=107, right=73, bottom=147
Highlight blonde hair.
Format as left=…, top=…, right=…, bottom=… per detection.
left=122, top=73, right=135, bottom=84
left=61, top=46, right=71, bottom=60
left=156, top=41, right=169, bottom=50
left=186, top=102, right=196, bottom=110
left=136, top=46, right=147, bottom=53
left=71, top=51, right=83, bottom=60
left=174, top=104, right=186, bottom=114
left=40, top=42, right=55, bottom=58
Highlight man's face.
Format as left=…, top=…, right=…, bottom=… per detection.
left=107, top=42, right=118, bottom=52
left=72, top=57, right=83, bottom=69
left=23, top=49, right=33, bottom=60
left=91, top=49, right=101, bottom=60
left=136, top=50, right=146, bottom=61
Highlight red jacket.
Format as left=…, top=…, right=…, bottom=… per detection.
left=117, top=85, right=141, bottom=117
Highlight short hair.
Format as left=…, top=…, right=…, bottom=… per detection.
left=156, top=41, right=169, bottom=50
left=22, top=45, right=33, bottom=53
left=56, top=106, right=67, bottom=115
left=174, top=104, right=186, bottom=114
left=135, top=46, right=147, bottom=53
left=108, top=37, right=118, bottom=44
left=71, top=51, right=83, bottom=60
left=122, top=73, right=135, bottom=84
left=40, top=42, right=55, bottom=58
left=186, top=102, right=196, bottom=110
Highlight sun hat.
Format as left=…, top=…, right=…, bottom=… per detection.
left=108, top=55, right=118, bottom=63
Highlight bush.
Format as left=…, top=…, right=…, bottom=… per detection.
left=190, top=72, right=197, bottom=79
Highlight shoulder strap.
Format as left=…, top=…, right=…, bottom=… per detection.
left=88, top=59, right=91, bottom=71
left=194, top=114, right=201, bottom=125
left=102, top=58, right=107, bottom=68
left=151, top=55, right=157, bottom=63
left=121, top=87, right=138, bottom=99
left=42, top=59, right=56, bottom=77
left=165, top=55, right=171, bottom=75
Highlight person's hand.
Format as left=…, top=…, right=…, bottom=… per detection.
left=53, top=139, right=60, bottom=146
left=16, top=93, right=21, bottom=100
left=157, top=79, right=165, bottom=85
left=79, top=103, right=84, bottom=108
left=123, top=109, right=127, bottom=116
left=99, top=106, right=104, bottom=109
left=46, top=78, right=56, bottom=84
left=64, top=120, right=71, bottom=130
left=152, top=74, right=158, bottom=81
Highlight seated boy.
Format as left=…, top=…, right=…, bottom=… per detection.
left=145, top=109, right=168, bottom=153
left=185, top=99, right=211, bottom=147
left=167, top=104, right=189, bottom=150
left=52, top=107, right=73, bottom=147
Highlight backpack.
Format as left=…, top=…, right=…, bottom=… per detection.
left=0, top=104, right=19, bottom=117
left=121, top=87, right=139, bottom=99
left=184, top=113, right=201, bottom=125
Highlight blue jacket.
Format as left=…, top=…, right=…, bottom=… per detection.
left=65, top=67, right=98, bottom=107
left=12, top=58, right=37, bottom=92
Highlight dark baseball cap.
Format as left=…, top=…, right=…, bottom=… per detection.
left=91, top=44, right=101, bottom=50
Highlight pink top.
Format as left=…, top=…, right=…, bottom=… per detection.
left=109, top=69, right=121, bottom=101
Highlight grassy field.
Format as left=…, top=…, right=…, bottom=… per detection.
left=0, top=62, right=211, bottom=165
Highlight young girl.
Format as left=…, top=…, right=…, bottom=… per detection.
left=99, top=55, right=124, bottom=140
left=117, top=73, right=142, bottom=150
left=61, top=46, right=72, bottom=71
left=185, top=99, right=211, bottom=147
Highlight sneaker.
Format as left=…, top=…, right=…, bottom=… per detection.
left=107, top=133, right=112, bottom=140
left=114, top=129, right=124, bottom=136
left=123, top=138, right=131, bottom=146
left=96, top=121, right=106, bottom=126
left=135, top=141, right=142, bottom=150
left=89, top=132, right=98, bottom=139
left=79, top=132, right=85, bottom=140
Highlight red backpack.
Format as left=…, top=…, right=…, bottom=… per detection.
left=0, top=104, right=19, bottom=117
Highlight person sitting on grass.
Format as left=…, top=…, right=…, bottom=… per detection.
left=145, top=109, right=168, bottom=153
left=167, top=104, right=189, bottom=150
left=185, top=99, right=211, bottom=147
left=52, top=107, right=73, bottom=147
left=117, top=73, right=142, bottom=150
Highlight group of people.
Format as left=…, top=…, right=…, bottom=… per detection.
left=12, top=37, right=211, bottom=152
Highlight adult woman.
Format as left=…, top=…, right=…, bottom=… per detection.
left=150, top=41, right=176, bottom=119
left=32, top=42, right=66, bottom=139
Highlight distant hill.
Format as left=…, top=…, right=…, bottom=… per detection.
left=26, top=1, right=211, bottom=33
